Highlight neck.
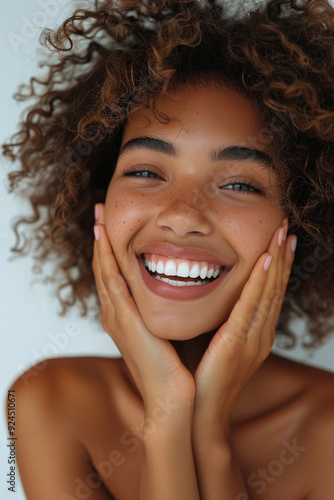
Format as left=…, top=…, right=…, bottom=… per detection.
left=171, top=331, right=216, bottom=376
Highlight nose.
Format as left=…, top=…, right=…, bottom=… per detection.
left=156, top=192, right=212, bottom=238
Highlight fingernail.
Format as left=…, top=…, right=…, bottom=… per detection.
left=94, top=225, right=100, bottom=241
left=278, top=228, right=284, bottom=247
left=264, top=255, right=272, bottom=271
left=94, top=204, right=99, bottom=220
left=290, top=235, right=297, bottom=252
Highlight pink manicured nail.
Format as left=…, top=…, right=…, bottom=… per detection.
left=290, top=235, right=297, bottom=252
left=278, top=228, right=284, bottom=247
left=94, top=204, right=99, bottom=220
left=264, top=256, right=272, bottom=271
left=94, top=225, right=100, bottom=241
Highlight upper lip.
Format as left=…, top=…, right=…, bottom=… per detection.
left=135, top=242, right=232, bottom=267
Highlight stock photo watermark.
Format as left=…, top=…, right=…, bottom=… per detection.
left=236, top=439, right=307, bottom=499
left=16, top=320, right=81, bottom=385
left=6, top=390, right=17, bottom=493
left=6, top=0, right=86, bottom=54
left=60, top=395, right=180, bottom=499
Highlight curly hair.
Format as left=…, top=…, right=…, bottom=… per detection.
left=3, top=0, right=334, bottom=349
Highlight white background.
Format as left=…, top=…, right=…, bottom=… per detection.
left=1, top=1, right=334, bottom=499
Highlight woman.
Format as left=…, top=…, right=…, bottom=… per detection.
left=4, top=0, right=334, bottom=498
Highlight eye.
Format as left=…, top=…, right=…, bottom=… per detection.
left=222, top=182, right=263, bottom=194
left=122, top=167, right=160, bottom=179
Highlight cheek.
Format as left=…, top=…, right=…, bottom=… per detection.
left=104, top=188, right=149, bottom=249
left=221, top=210, right=279, bottom=263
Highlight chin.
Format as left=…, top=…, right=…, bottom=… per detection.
left=140, top=311, right=224, bottom=341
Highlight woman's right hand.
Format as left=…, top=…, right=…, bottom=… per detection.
left=92, top=203, right=195, bottom=411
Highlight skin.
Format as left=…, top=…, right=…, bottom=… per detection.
left=12, top=84, right=334, bottom=500
left=103, top=84, right=284, bottom=341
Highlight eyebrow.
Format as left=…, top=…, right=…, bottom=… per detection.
left=118, top=136, right=274, bottom=169
left=211, top=145, right=274, bottom=168
left=118, top=137, right=178, bottom=159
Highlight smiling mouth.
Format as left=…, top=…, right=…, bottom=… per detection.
left=141, top=255, right=228, bottom=287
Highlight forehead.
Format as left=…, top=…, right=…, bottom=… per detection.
left=121, top=83, right=265, bottom=150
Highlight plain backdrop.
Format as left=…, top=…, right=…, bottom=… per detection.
left=1, top=1, right=334, bottom=499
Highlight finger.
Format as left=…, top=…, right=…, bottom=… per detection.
left=93, top=206, right=160, bottom=349
left=251, top=223, right=297, bottom=355
left=92, top=204, right=114, bottom=308
left=245, top=219, right=288, bottom=355
left=233, top=221, right=286, bottom=341
left=93, top=208, right=149, bottom=372
left=92, top=238, right=115, bottom=314
left=229, top=252, right=273, bottom=339
left=275, top=220, right=288, bottom=294
left=262, top=220, right=292, bottom=325
left=207, top=249, right=274, bottom=363
left=94, top=208, right=133, bottom=307
left=211, top=221, right=286, bottom=355
left=255, top=219, right=287, bottom=326
left=92, top=224, right=111, bottom=312
left=282, top=233, right=297, bottom=289
left=267, top=233, right=297, bottom=330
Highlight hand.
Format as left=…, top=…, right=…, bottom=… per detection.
left=92, top=203, right=195, bottom=408
left=193, top=219, right=296, bottom=428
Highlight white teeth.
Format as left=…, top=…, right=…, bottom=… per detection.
left=157, top=261, right=164, bottom=274
left=176, top=262, right=190, bottom=277
left=200, top=266, right=208, bottom=280
left=153, top=275, right=210, bottom=286
left=144, top=257, right=223, bottom=280
left=164, top=260, right=177, bottom=276
left=189, top=264, right=200, bottom=278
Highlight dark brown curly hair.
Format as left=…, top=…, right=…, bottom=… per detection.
left=3, top=0, right=334, bottom=349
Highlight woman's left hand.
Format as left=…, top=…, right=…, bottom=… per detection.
left=193, top=219, right=296, bottom=431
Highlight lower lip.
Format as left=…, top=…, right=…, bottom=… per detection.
left=137, top=257, right=230, bottom=301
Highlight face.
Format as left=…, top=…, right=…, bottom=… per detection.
left=104, top=83, right=285, bottom=340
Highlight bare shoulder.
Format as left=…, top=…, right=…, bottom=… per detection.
left=10, top=356, right=124, bottom=500
left=11, top=356, right=124, bottom=414
left=267, top=352, right=334, bottom=395
left=266, top=354, right=334, bottom=499
left=260, top=352, right=334, bottom=419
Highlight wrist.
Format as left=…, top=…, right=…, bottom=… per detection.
left=143, top=398, right=193, bottom=440
left=145, top=391, right=194, bottom=416
left=192, top=427, right=234, bottom=471
left=192, top=412, right=232, bottom=451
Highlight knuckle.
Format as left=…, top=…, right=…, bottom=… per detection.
left=98, top=288, right=110, bottom=307
left=100, top=269, right=119, bottom=292
left=248, top=299, right=259, bottom=315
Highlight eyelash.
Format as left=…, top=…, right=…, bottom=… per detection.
left=122, top=167, right=264, bottom=195
left=123, top=167, right=160, bottom=179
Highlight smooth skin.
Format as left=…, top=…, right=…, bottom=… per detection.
left=12, top=84, right=334, bottom=500
left=93, top=202, right=293, bottom=500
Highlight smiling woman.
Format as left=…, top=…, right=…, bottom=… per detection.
left=104, top=84, right=284, bottom=339
left=3, top=1, right=334, bottom=499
